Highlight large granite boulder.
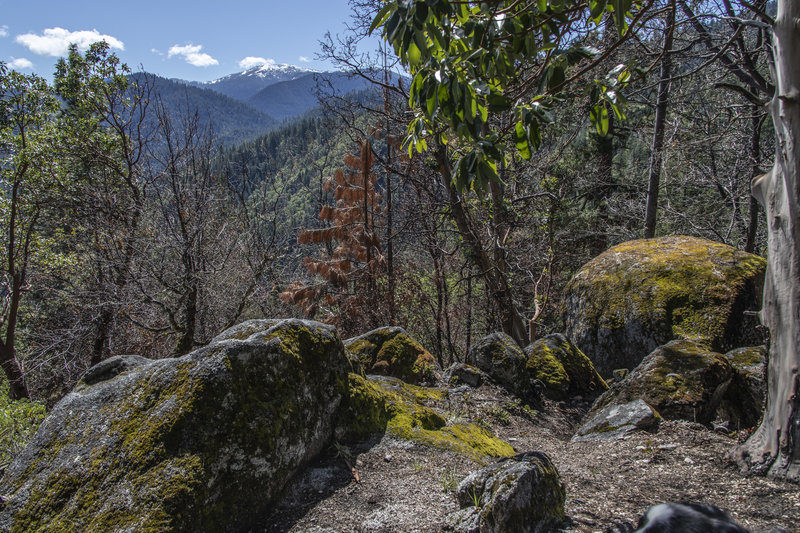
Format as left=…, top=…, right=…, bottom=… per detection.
left=467, top=333, right=541, bottom=404
left=563, top=235, right=765, bottom=376
left=523, top=334, right=608, bottom=400
left=345, top=326, right=438, bottom=384
left=589, top=339, right=735, bottom=425
left=449, top=452, right=565, bottom=533
left=0, top=318, right=350, bottom=533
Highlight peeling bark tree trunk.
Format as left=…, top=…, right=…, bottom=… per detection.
left=736, top=0, right=800, bottom=482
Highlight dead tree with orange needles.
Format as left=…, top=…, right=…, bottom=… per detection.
left=280, top=139, right=387, bottom=335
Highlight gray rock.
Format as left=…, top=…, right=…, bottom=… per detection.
left=572, top=399, right=661, bottom=442
left=562, top=236, right=765, bottom=376
left=467, top=333, right=540, bottom=403
left=451, top=452, right=565, bottom=533
left=0, top=318, right=350, bottom=533
left=523, top=333, right=608, bottom=400
left=588, top=339, right=735, bottom=426
left=444, top=363, right=484, bottom=388
left=719, top=346, right=767, bottom=429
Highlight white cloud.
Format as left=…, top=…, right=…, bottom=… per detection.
left=168, top=44, right=218, bottom=67
left=9, top=57, right=34, bottom=69
left=299, top=56, right=311, bottom=63
left=0, top=25, right=8, bottom=38
left=238, top=56, right=275, bottom=69
left=15, top=27, right=124, bottom=56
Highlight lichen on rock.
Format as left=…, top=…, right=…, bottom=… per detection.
left=345, top=327, right=438, bottom=384
left=563, top=235, right=766, bottom=376
left=0, top=318, right=350, bottom=533
left=523, top=334, right=607, bottom=400
left=336, top=374, right=514, bottom=462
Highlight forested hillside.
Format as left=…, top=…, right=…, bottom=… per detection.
left=4, top=0, right=800, bottom=530
left=0, top=0, right=782, bottom=454
left=130, top=73, right=278, bottom=145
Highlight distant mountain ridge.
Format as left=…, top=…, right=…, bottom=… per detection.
left=189, top=63, right=319, bottom=101
left=143, top=63, right=399, bottom=145
left=178, top=63, right=380, bottom=124
left=129, top=73, right=278, bottom=146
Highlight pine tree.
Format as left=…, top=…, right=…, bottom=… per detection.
left=280, top=139, right=386, bottom=334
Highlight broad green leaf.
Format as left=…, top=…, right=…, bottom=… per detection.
left=407, top=41, right=422, bottom=66
left=370, top=3, right=394, bottom=35
left=589, top=0, right=608, bottom=22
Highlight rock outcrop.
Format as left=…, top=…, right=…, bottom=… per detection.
left=563, top=236, right=765, bottom=376
left=0, top=318, right=349, bottom=533
left=449, top=452, right=565, bottom=533
left=467, top=332, right=540, bottom=403
left=523, top=333, right=608, bottom=400
left=589, top=339, right=735, bottom=425
left=345, top=327, right=438, bottom=384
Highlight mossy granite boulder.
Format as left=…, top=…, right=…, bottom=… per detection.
left=336, top=374, right=514, bottom=462
left=589, top=339, right=736, bottom=425
left=449, top=452, right=565, bottom=533
left=467, top=332, right=540, bottom=404
left=0, top=318, right=350, bottom=533
left=345, top=326, right=438, bottom=384
left=523, top=334, right=608, bottom=400
left=563, top=235, right=766, bottom=376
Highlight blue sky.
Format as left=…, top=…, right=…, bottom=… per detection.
left=0, top=0, right=379, bottom=81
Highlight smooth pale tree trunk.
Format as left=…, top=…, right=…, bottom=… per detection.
left=736, top=0, right=800, bottom=482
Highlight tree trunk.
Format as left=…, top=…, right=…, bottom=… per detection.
left=643, top=1, right=676, bottom=239
left=175, top=284, right=197, bottom=356
left=0, top=278, right=29, bottom=400
left=735, top=0, right=800, bottom=482
left=745, top=110, right=764, bottom=253
left=435, top=146, right=527, bottom=346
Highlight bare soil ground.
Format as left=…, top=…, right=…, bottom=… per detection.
left=257, top=380, right=800, bottom=533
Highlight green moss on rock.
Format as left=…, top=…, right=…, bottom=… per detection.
left=0, top=318, right=350, bottom=533
left=345, top=327, right=438, bottom=384
left=564, top=235, right=766, bottom=376
left=337, top=374, right=513, bottom=462
left=468, top=333, right=539, bottom=403
left=524, top=334, right=608, bottom=400
left=590, top=339, right=735, bottom=425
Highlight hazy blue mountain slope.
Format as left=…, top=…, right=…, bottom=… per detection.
left=130, top=73, right=278, bottom=145
left=246, top=72, right=375, bottom=121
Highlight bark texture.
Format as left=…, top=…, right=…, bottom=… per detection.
left=737, top=0, right=800, bottom=482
